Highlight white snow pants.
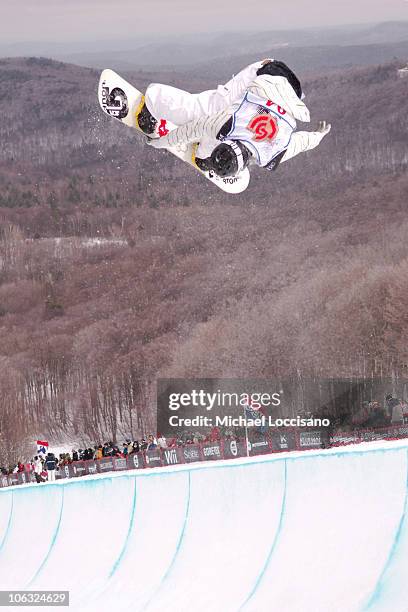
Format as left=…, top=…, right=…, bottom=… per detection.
left=145, top=60, right=264, bottom=125
left=47, top=470, right=56, bottom=482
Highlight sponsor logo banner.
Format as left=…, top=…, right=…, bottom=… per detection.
left=86, top=461, right=99, bottom=475
left=63, top=464, right=75, bottom=478
left=360, top=430, right=389, bottom=442
left=98, top=458, right=115, bottom=472
left=127, top=453, right=145, bottom=470
left=162, top=447, right=184, bottom=466
left=182, top=445, right=201, bottom=463
left=330, top=432, right=361, bottom=445
left=113, top=457, right=128, bottom=471
left=299, top=430, right=328, bottom=449
left=389, top=425, right=408, bottom=439
left=270, top=431, right=296, bottom=452
left=56, top=467, right=66, bottom=479
left=8, top=474, right=19, bottom=486
left=248, top=437, right=270, bottom=456
left=145, top=450, right=162, bottom=468
left=223, top=439, right=246, bottom=459
left=71, top=461, right=87, bottom=477
left=17, top=472, right=30, bottom=485
left=202, top=442, right=222, bottom=461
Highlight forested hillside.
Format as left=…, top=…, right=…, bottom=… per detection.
left=0, top=56, right=407, bottom=460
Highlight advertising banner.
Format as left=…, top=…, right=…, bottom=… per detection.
left=56, top=467, right=66, bottom=480
left=113, top=457, right=128, bottom=471
left=145, top=449, right=162, bottom=468
left=330, top=432, right=361, bottom=445
left=85, top=461, right=99, bottom=476
left=126, top=453, right=145, bottom=470
left=298, top=430, right=329, bottom=449
left=7, top=474, right=19, bottom=486
left=71, top=461, right=87, bottom=477
left=223, top=439, right=247, bottom=459
left=98, top=457, right=115, bottom=473
left=270, top=431, right=297, bottom=452
left=62, top=464, right=75, bottom=479
left=248, top=436, right=270, bottom=456
left=161, top=447, right=184, bottom=466
left=17, top=472, right=33, bottom=485
left=201, top=442, right=222, bottom=461
left=0, top=475, right=9, bottom=488
left=388, top=425, right=408, bottom=439
left=360, top=429, right=389, bottom=442
left=181, top=445, right=201, bottom=463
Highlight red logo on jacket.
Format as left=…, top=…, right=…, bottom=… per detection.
left=158, top=119, right=169, bottom=137
left=247, top=114, right=278, bottom=141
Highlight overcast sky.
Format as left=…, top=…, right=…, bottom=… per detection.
left=1, top=0, right=407, bottom=44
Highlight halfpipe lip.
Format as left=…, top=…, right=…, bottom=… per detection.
left=1, top=438, right=408, bottom=493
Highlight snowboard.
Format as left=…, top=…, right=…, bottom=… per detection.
left=98, top=69, right=251, bottom=194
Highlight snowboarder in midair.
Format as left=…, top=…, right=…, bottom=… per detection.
left=137, top=59, right=331, bottom=178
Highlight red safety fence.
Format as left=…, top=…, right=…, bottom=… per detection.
left=2, top=422, right=408, bottom=489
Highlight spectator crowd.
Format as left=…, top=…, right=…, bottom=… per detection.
left=1, top=428, right=233, bottom=483
left=2, top=394, right=407, bottom=483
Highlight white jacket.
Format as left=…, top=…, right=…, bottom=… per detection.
left=34, top=458, right=43, bottom=474
left=150, top=64, right=328, bottom=165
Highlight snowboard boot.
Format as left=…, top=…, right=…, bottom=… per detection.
left=136, top=99, right=158, bottom=135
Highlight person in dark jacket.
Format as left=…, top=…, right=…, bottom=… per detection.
left=385, top=393, right=403, bottom=423
left=45, top=453, right=57, bottom=482
left=146, top=435, right=157, bottom=451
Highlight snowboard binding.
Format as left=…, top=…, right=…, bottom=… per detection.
left=136, top=98, right=158, bottom=135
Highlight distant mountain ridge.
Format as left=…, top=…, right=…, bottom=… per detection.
left=1, top=21, right=407, bottom=72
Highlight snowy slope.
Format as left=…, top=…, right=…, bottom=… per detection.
left=0, top=441, right=407, bottom=611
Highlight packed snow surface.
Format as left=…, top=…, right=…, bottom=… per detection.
left=0, top=439, right=407, bottom=611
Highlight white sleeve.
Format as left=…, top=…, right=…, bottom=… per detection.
left=160, top=109, right=231, bottom=149
left=201, top=60, right=272, bottom=114
left=217, top=60, right=264, bottom=106
left=248, top=75, right=310, bottom=122
left=281, top=130, right=326, bottom=163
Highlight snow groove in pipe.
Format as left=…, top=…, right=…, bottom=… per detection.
left=1, top=441, right=408, bottom=611
left=109, top=478, right=138, bottom=578
left=26, top=487, right=65, bottom=587
left=0, top=492, right=13, bottom=554
left=239, top=459, right=288, bottom=610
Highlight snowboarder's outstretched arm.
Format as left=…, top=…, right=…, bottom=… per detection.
left=215, top=60, right=268, bottom=108
left=281, top=121, right=331, bottom=163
